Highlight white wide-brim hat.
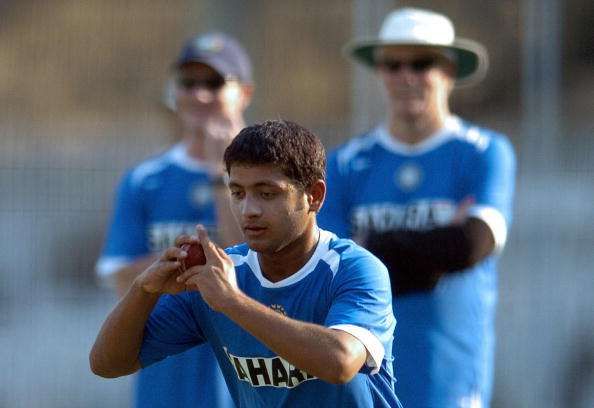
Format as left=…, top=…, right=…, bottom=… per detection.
left=345, top=7, right=489, bottom=87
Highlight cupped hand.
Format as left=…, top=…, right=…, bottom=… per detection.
left=137, top=246, right=189, bottom=295
left=176, top=224, right=240, bottom=312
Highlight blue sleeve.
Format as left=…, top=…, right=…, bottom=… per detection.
left=318, top=150, right=353, bottom=238
left=101, top=170, right=150, bottom=258
left=325, top=246, right=395, bottom=371
left=467, top=135, right=516, bottom=224
left=139, top=292, right=207, bottom=367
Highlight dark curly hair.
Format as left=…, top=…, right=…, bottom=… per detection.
left=224, top=120, right=326, bottom=189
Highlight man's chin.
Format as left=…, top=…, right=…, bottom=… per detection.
left=245, top=239, right=286, bottom=256
left=245, top=238, right=268, bottom=253
left=394, top=105, right=430, bottom=122
left=396, top=101, right=425, bottom=113
left=180, top=114, right=209, bottom=129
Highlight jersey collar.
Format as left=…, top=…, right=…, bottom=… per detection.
left=246, top=229, right=334, bottom=288
left=167, top=142, right=210, bottom=172
left=376, top=115, right=461, bottom=155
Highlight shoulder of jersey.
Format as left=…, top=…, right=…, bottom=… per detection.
left=127, top=146, right=179, bottom=187
left=449, top=118, right=510, bottom=153
left=327, top=234, right=356, bottom=254
left=225, top=243, right=251, bottom=269
left=327, top=234, right=378, bottom=263
left=326, top=235, right=386, bottom=278
left=225, top=243, right=250, bottom=257
left=333, top=128, right=382, bottom=172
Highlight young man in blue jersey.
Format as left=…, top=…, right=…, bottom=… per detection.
left=90, top=120, right=401, bottom=408
left=95, top=33, right=253, bottom=408
left=318, top=8, right=516, bottom=408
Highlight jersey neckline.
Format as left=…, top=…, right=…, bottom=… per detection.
left=376, top=115, right=462, bottom=156
left=167, top=142, right=211, bottom=173
left=245, top=229, right=334, bottom=288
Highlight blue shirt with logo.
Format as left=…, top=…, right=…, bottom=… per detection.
left=96, top=143, right=234, bottom=408
left=139, top=230, right=401, bottom=408
left=318, top=117, right=516, bottom=407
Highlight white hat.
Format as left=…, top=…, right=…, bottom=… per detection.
left=345, top=8, right=489, bottom=86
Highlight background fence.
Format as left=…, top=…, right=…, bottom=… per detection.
left=1, top=1, right=593, bottom=407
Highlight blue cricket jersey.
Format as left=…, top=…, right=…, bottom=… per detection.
left=139, top=229, right=401, bottom=408
left=318, top=116, right=516, bottom=407
left=96, top=143, right=234, bottom=408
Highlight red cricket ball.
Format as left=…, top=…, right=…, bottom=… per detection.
left=179, top=242, right=206, bottom=272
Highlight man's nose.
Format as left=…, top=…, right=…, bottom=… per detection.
left=240, top=195, right=262, bottom=218
left=190, top=87, right=216, bottom=104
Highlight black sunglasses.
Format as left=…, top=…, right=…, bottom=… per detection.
left=176, top=76, right=226, bottom=91
left=377, top=57, right=438, bottom=73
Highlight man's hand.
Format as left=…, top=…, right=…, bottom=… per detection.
left=201, top=105, right=243, bottom=175
left=136, top=247, right=188, bottom=295
left=175, top=225, right=240, bottom=312
left=451, top=195, right=475, bottom=225
left=199, top=111, right=245, bottom=248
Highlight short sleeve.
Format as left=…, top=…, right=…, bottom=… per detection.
left=465, top=135, right=516, bottom=251
left=325, top=248, right=395, bottom=374
left=468, top=135, right=516, bottom=222
left=96, top=170, right=150, bottom=278
left=318, top=150, right=353, bottom=239
left=139, top=292, right=207, bottom=368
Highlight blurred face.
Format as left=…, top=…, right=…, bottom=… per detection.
left=375, top=46, right=455, bottom=121
left=228, top=164, right=315, bottom=255
left=174, top=62, right=247, bottom=130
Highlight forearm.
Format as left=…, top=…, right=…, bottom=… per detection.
left=367, top=218, right=493, bottom=271
left=223, top=293, right=365, bottom=384
left=90, top=281, right=160, bottom=378
left=365, top=218, right=495, bottom=294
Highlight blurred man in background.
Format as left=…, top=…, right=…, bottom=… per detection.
left=318, top=8, right=516, bottom=408
left=95, top=32, right=253, bottom=408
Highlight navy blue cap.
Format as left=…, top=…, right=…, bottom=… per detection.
left=174, top=32, right=253, bottom=83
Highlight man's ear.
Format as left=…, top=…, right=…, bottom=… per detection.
left=239, top=83, right=254, bottom=110
left=306, top=179, right=326, bottom=213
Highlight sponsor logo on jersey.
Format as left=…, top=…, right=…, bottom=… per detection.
left=148, top=222, right=216, bottom=251
left=395, top=163, right=422, bottom=191
left=223, top=347, right=316, bottom=388
left=351, top=200, right=456, bottom=235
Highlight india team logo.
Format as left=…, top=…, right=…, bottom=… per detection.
left=395, top=163, right=423, bottom=191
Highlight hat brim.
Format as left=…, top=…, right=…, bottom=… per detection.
left=344, top=37, right=488, bottom=87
